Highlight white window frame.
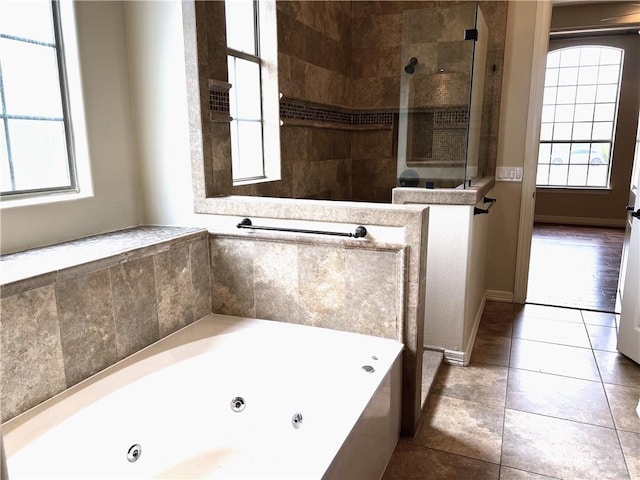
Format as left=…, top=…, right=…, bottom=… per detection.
left=225, top=0, right=280, bottom=186
left=536, top=45, right=624, bottom=189
left=0, top=0, right=92, bottom=208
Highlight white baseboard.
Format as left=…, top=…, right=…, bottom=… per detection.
left=444, top=292, right=487, bottom=366
left=486, top=290, right=514, bottom=303
left=444, top=349, right=465, bottom=366
left=534, top=215, right=625, bottom=228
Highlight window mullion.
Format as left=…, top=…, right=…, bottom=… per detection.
left=51, top=0, right=77, bottom=192
left=0, top=62, right=17, bottom=191
left=227, top=48, right=260, bottom=64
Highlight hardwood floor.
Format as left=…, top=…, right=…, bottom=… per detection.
left=526, top=223, right=625, bottom=313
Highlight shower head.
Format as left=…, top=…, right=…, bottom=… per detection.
left=404, top=57, right=418, bottom=74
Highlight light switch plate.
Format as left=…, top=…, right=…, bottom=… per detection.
left=496, top=167, right=523, bottom=182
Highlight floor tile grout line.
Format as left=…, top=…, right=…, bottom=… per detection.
left=511, top=334, right=599, bottom=351
left=498, top=364, right=511, bottom=473
left=503, top=404, right=617, bottom=431
left=603, top=383, right=633, bottom=478
left=506, top=363, right=607, bottom=385
left=414, top=302, right=636, bottom=480
left=400, top=442, right=505, bottom=471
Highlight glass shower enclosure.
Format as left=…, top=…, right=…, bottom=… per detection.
left=396, top=3, right=490, bottom=189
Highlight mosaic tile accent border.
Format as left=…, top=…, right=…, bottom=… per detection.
left=279, top=98, right=393, bottom=126
left=433, top=107, right=468, bottom=125
left=207, top=89, right=467, bottom=129
left=207, top=88, right=395, bottom=127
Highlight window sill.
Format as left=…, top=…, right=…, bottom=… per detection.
left=536, top=186, right=612, bottom=195
left=232, top=175, right=282, bottom=187
left=0, top=189, right=94, bottom=210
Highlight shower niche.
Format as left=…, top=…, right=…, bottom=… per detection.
left=397, top=3, right=490, bottom=189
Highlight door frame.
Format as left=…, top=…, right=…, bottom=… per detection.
left=513, top=1, right=553, bottom=304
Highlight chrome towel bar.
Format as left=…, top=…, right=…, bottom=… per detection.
left=236, top=218, right=367, bottom=238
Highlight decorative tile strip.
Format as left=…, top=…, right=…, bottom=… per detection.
left=279, top=97, right=393, bottom=128
left=352, top=111, right=394, bottom=126
left=207, top=88, right=466, bottom=129
left=280, top=98, right=353, bottom=125
left=433, top=107, right=468, bottom=125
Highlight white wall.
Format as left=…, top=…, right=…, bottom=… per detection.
left=124, top=1, right=195, bottom=227
left=423, top=204, right=470, bottom=351
left=124, top=1, right=235, bottom=235
left=486, top=1, right=542, bottom=298
left=464, top=193, right=491, bottom=351
left=0, top=2, right=142, bottom=254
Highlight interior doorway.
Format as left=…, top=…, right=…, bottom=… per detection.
left=526, top=223, right=625, bottom=313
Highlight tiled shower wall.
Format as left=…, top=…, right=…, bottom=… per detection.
left=0, top=232, right=211, bottom=422
left=200, top=1, right=507, bottom=202
left=209, top=233, right=407, bottom=341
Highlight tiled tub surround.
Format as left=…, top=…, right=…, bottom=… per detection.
left=0, top=226, right=211, bottom=422
left=209, top=232, right=407, bottom=340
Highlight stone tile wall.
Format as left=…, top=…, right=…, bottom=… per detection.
left=197, top=1, right=507, bottom=202
left=0, top=230, right=211, bottom=422
left=210, top=233, right=407, bottom=341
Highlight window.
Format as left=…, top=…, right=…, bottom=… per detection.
left=0, top=1, right=78, bottom=198
left=225, top=0, right=266, bottom=182
left=537, top=46, right=623, bottom=188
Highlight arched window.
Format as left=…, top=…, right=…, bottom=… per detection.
left=537, top=46, right=624, bottom=187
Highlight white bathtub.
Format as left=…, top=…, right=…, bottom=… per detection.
left=2, top=314, right=403, bottom=479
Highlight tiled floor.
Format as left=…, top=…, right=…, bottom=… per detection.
left=383, top=301, right=640, bottom=480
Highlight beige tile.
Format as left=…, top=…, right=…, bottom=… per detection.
left=506, top=368, right=614, bottom=428
left=254, top=241, right=300, bottom=323
left=110, top=256, right=159, bottom=360
left=414, top=394, right=504, bottom=464
left=432, top=363, right=508, bottom=408
left=210, top=238, right=255, bottom=317
left=510, top=338, right=600, bottom=382
left=345, top=248, right=400, bottom=339
left=582, top=310, right=618, bottom=327
left=190, top=238, right=212, bottom=320
left=422, top=349, right=443, bottom=406
left=297, top=244, right=346, bottom=328
left=586, top=324, right=618, bottom=352
left=502, top=409, right=628, bottom=479
left=512, top=316, right=590, bottom=348
left=472, top=335, right=512, bottom=367
left=383, top=442, right=499, bottom=480
left=618, top=431, right=640, bottom=480
left=604, top=383, right=640, bottom=433
left=0, top=286, right=66, bottom=421
left=437, top=40, right=473, bottom=73
left=154, top=244, right=195, bottom=337
left=499, top=467, right=558, bottom=479
left=595, top=350, right=640, bottom=388
left=56, top=269, right=118, bottom=387
left=484, top=301, right=515, bottom=315
left=478, top=313, right=513, bottom=338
